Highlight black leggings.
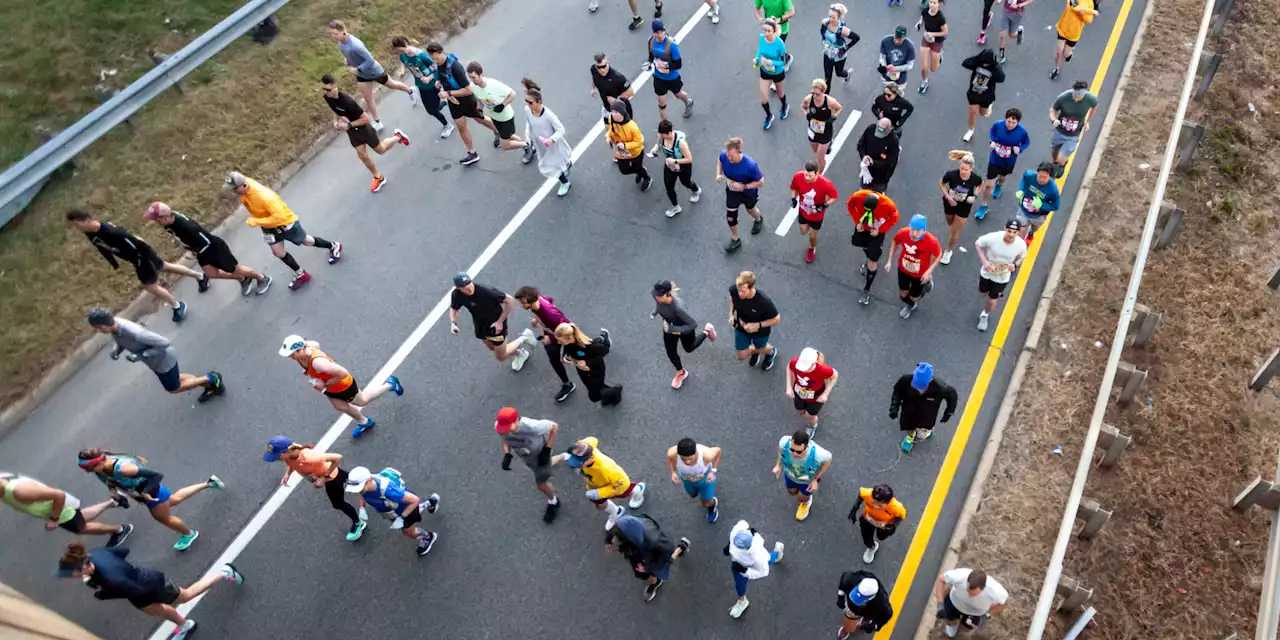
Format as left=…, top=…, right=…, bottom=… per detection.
left=577, top=362, right=621, bottom=405
left=324, top=470, right=361, bottom=524
left=859, top=517, right=898, bottom=548
left=663, top=330, right=707, bottom=371
left=617, top=156, right=650, bottom=182
left=420, top=86, right=449, bottom=127
left=543, top=340, right=569, bottom=383
left=981, top=0, right=996, bottom=28
left=822, top=57, right=849, bottom=88
left=663, top=165, right=698, bottom=206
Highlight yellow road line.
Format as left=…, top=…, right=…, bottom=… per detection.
left=874, top=0, right=1138, bottom=634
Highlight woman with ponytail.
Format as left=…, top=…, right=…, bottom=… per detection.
left=263, top=437, right=368, bottom=541
left=521, top=78, right=574, bottom=197
left=554, top=323, right=622, bottom=406
left=937, top=150, right=984, bottom=264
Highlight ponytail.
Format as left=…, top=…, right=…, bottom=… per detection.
left=78, top=448, right=146, bottom=467
left=521, top=77, right=543, bottom=103
left=948, top=149, right=975, bottom=166
left=553, top=323, right=592, bottom=347
left=61, top=542, right=88, bottom=569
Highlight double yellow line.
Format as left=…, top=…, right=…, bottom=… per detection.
left=875, top=0, right=1138, bottom=634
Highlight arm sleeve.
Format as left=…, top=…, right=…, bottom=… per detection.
left=134, top=327, right=171, bottom=350
left=547, top=110, right=568, bottom=142
left=350, top=43, right=374, bottom=69
left=961, top=55, right=979, bottom=71
left=856, top=130, right=869, bottom=156
left=666, top=299, right=698, bottom=334
left=878, top=40, right=888, bottom=66
left=901, top=45, right=916, bottom=69
left=1019, top=129, right=1031, bottom=151
left=668, top=43, right=683, bottom=70
left=1044, top=186, right=1062, bottom=212
left=992, top=65, right=1007, bottom=83
left=623, top=123, right=645, bottom=157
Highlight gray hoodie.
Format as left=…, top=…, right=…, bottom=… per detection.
left=654, top=296, right=698, bottom=334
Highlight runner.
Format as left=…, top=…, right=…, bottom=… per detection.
left=1050, top=80, right=1099, bottom=176
left=887, top=214, right=942, bottom=319
left=327, top=20, right=415, bottom=129
left=938, top=150, right=984, bottom=264
left=996, top=0, right=1034, bottom=64
left=871, top=82, right=915, bottom=133
left=787, top=347, right=839, bottom=438
left=522, top=78, right=574, bottom=197
left=849, top=190, right=901, bottom=305
left=607, top=99, right=653, bottom=192
left=467, top=61, right=536, bottom=162
left=586, top=0, right=661, bottom=30
left=0, top=472, right=132, bottom=546
left=856, top=118, right=901, bottom=194
left=848, top=484, right=907, bottom=563
left=755, top=19, right=790, bottom=130
left=976, top=0, right=997, bottom=44
left=263, top=437, right=369, bottom=541
left=343, top=466, right=441, bottom=556
left=647, top=120, right=700, bottom=217
left=392, top=36, right=453, bottom=137
left=1053, top=0, right=1098, bottom=80
left=704, top=0, right=722, bottom=24
left=666, top=437, right=721, bottom=521
left=563, top=437, right=647, bottom=527
left=56, top=542, right=243, bottom=640
left=724, top=520, right=785, bottom=618
left=1014, top=161, right=1062, bottom=242
left=426, top=41, right=497, bottom=166
left=975, top=108, right=1030, bottom=219
left=974, top=220, right=1029, bottom=331
left=772, top=429, right=832, bottom=521
left=729, top=271, right=781, bottom=370
left=820, top=4, right=860, bottom=87
left=603, top=514, right=691, bottom=601
left=590, top=53, right=635, bottom=124
left=890, top=362, right=958, bottom=452
left=225, top=171, right=340, bottom=291
left=960, top=48, right=1006, bottom=142
left=514, top=286, right=577, bottom=402
left=789, top=161, right=839, bottom=263
left=717, top=138, right=766, bottom=253
left=278, top=334, right=405, bottom=438
left=320, top=74, right=410, bottom=193
left=876, top=26, right=917, bottom=90
left=67, top=209, right=202, bottom=322
left=87, top=308, right=224, bottom=401
left=801, top=80, right=845, bottom=173
left=143, top=202, right=271, bottom=296
left=555, top=323, right=623, bottom=406
left=932, top=567, right=1009, bottom=637
left=837, top=570, right=895, bottom=638
left=915, top=0, right=948, bottom=94
left=495, top=407, right=563, bottom=523
left=76, top=448, right=224, bottom=551
left=754, top=0, right=795, bottom=47
left=449, top=273, right=536, bottom=370
left=646, top=20, right=695, bottom=121
left=652, top=280, right=718, bottom=389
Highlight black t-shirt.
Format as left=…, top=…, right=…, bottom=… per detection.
left=921, top=10, right=947, bottom=42
left=729, top=288, right=779, bottom=337
left=324, top=91, right=364, bottom=123
left=590, top=65, right=630, bottom=109
left=941, top=169, right=984, bottom=212
left=872, top=94, right=914, bottom=129
left=442, top=59, right=475, bottom=102
left=162, top=212, right=215, bottom=254
left=451, top=284, right=507, bottom=325
left=86, top=222, right=155, bottom=268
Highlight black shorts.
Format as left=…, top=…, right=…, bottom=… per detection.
left=759, top=68, right=785, bottom=82
left=725, top=189, right=759, bottom=212
left=357, top=73, right=391, bottom=85
left=793, top=395, right=824, bottom=415
left=986, top=162, right=1016, bottom=180
left=57, top=509, right=87, bottom=533
left=653, top=76, right=684, bottom=96
left=447, top=96, right=485, bottom=120
left=130, top=580, right=181, bottom=609
left=940, top=593, right=988, bottom=628
left=1057, top=34, right=1079, bottom=47
left=155, top=364, right=182, bottom=392
left=493, top=117, right=516, bottom=139
left=196, top=238, right=239, bottom=273
left=477, top=320, right=509, bottom=344
left=798, top=216, right=824, bottom=231
left=260, top=221, right=309, bottom=246
left=966, top=91, right=996, bottom=108
left=400, top=505, right=424, bottom=529
left=898, top=270, right=928, bottom=297
left=852, top=231, right=886, bottom=261
left=134, top=253, right=165, bottom=286
left=944, top=204, right=973, bottom=220
left=979, top=276, right=1008, bottom=299
left=324, top=380, right=360, bottom=402
left=347, top=124, right=381, bottom=148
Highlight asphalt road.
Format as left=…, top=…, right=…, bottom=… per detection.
left=0, top=0, right=1144, bottom=637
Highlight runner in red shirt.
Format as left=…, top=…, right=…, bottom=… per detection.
left=789, top=162, right=839, bottom=264
left=887, top=214, right=942, bottom=319
left=848, top=190, right=900, bottom=305
left=785, top=347, right=840, bottom=438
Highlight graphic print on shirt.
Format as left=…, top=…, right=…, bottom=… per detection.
left=795, top=373, right=819, bottom=399
left=970, top=67, right=993, bottom=94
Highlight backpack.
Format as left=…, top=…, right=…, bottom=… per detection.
left=648, top=36, right=673, bottom=63
left=372, top=467, right=406, bottom=511
left=442, top=53, right=463, bottom=90
left=635, top=514, right=676, bottom=559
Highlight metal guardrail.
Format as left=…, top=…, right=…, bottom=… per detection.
left=0, top=0, right=289, bottom=224
left=1024, top=0, right=1220, bottom=635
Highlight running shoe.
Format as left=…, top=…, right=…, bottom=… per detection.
left=351, top=419, right=375, bottom=439
left=174, top=530, right=199, bottom=551
left=588, top=0, right=599, bottom=10
left=557, top=181, right=572, bottom=197
left=372, top=120, right=384, bottom=132
left=665, top=205, right=683, bottom=218
left=943, top=624, right=960, bottom=638
left=779, top=103, right=790, bottom=120
left=860, top=263, right=868, bottom=276
left=998, top=48, right=1006, bottom=64
left=543, top=498, right=561, bottom=523
left=197, top=273, right=210, bottom=293
left=863, top=539, right=879, bottom=563
left=654, top=2, right=662, bottom=17
left=724, top=237, right=742, bottom=253
left=460, top=151, right=480, bottom=165
left=512, top=347, right=532, bottom=374
left=172, top=301, right=188, bottom=323
left=795, top=499, right=812, bottom=521
left=492, top=133, right=501, bottom=148
left=806, top=425, right=817, bottom=439
left=408, top=86, right=419, bottom=106
left=628, top=482, right=647, bottom=508
left=255, top=275, right=273, bottom=295
left=1016, top=25, right=1024, bottom=45
left=806, top=247, right=816, bottom=263
left=839, top=627, right=852, bottom=640
left=221, top=563, right=244, bottom=584
left=644, top=578, right=664, bottom=601
left=239, top=277, right=254, bottom=296
left=940, top=249, right=953, bottom=265
left=197, top=372, right=225, bottom=403
left=111, top=495, right=130, bottom=509
left=992, top=182, right=1003, bottom=198
left=977, top=313, right=990, bottom=332
left=328, top=241, right=343, bottom=264
left=962, top=128, right=974, bottom=142
left=521, top=141, right=536, bottom=164
left=371, top=175, right=387, bottom=192
left=899, top=302, right=918, bottom=319
left=417, top=531, right=438, bottom=557
left=763, top=114, right=774, bottom=130
left=751, top=216, right=764, bottom=235
left=346, top=518, right=367, bottom=542
left=975, top=205, right=989, bottom=220
left=440, top=122, right=456, bottom=138
left=918, top=79, right=929, bottom=94
left=858, top=292, right=872, bottom=305
left=606, top=503, right=626, bottom=530
left=672, top=369, right=689, bottom=389
left=704, top=322, right=717, bottom=341
left=174, top=620, right=198, bottom=640
left=762, top=350, right=777, bottom=371
left=387, top=375, right=404, bottom=396
left=784, top=52, right=794, bottom=72
left=711, top=9, right=720, bottom=24
left=640, top=176, right=653, bottom=192
left=106, top=523, right=134, bottom=548
left=690, top=186, right=702, bottom=202
left=629, top=15, right=644, bottom=30
left=207, top=475, right=226, bottom=490
left=676, top=537, right=690, bottom=556
left=288, top=271, right=311, bottom=291
left=427, top=493, right=441, bottom=514
left=683, top=98, right=695, bottom=119
left=1050, top=68, right=1060, bottom=80
left=773, top=541, right=785, bottom=562
left=748, top=353, right=761, bottom=367
left=901, top=434, right=915, bottom=452
left=977, top=31, right=987, bottom=44
left=730, top=598, right=751, bottom=618
left=707, top=497, right=719, bottom=522
left=600, top=327, right=612, bottom=348
left=555, top=382, right=576, bottom=402
left=394, top=128, right=410, bottom=146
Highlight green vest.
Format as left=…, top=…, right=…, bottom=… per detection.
left=2, top=476, right=77, bottom=523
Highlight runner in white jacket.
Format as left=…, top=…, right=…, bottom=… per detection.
left=522, top=79, right=574, bottom=196
left=724, top=519, right=784, bottom=618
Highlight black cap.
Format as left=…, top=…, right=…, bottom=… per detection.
left=1005, top=219, right=1022, bottom=231
left=652, top=280, right=673, bottom=297
left=87, top=308, right=114, bottom=326
left=452, top=272, right=472, bottom=287
left=894, top=25, right=907, bottom=37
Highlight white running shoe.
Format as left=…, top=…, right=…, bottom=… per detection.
left=511, top=346, right=531, bottom=372
left=588, top=0, right=599, bottom=10
left=628, top=482, right=647, bottom=508
left=690, top=186, right=702, bottom=203
left=962, top=128, right=974, bottom=142
left=408, top=86, right=419, bottom=106
left=372, top=120, right=384, bottom=132
left=557, top=181, right=571, bottom=197
left=977, top=313, right=990, bottom=332
left=773, top=541, right=785, bottom=562
left=665, top=205, right=682, bottom=218
left=711, top=11, right=720, bottom=23
left=940, top=249, right=953, bottom=265
left=863, top=540, right=879, bottom=563
left=440, top=122, right=455, bottom=138
left=729, top=598, right=750, bottom=618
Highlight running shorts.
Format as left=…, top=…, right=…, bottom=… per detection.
left=133, top=253, right=165, bottom=286
left=783, top=475, right=813, bottom=496
left=986, top=161, right=1016, bottom=180
left=530, top=463, right=554, bottom=485
left=143, top=484, right=173, bottom=510
left=944, top=202, right=974, bottom=219
left=1015, top=211, right=1047, bottom=232
left=1057, top=34, right=1079, bottom=47
left=759, top=68, right=785, bottom=82
left=347, top=124, right=381, bottom=148
left=447, top=96, right=484, bottom=120
left=324, top=379, right=360, bottom=402
left=979, top=275, right=1008, bottom=299
left=966, top=90, right=996, bottom=108
left=476, top=319, right=509, bottom=344
left=400, top=505, right=424, bottom=529
left=196, top=238, right=239, bottom=273
left=357, top=72, right=391, bottom=85
left=681, top=477, right=716, bottom=501
left=1050, top=129, right=1081, bottom=155
left=798, top=216, right=824, bottom=231
left=590, top=482, right=639, bottom=505
left=261, top=222, right=309, bottom=246
left=725, top=189, right=759, bottom=212
left=129, top=580, right=181, bottom=609
left=155, top=364, right=182, bottom=392
left=1000, top=11, right=1023, bottom=33
left=940, top=593, right=988, bottom=628
left=852, top=231, right=886, bottom=261
left=922, top=38, right=944, bottom=53
left=809, top=120, right=834, bottom=145
left=733, top=329, right=770, bottom=352
left=57, top=509, right=88, bottom=533
left=652, top=76, right=684, bottom=96
left=494, top=117, right=516, bottom=140
left=897, top=271, right=928, bottom=297
left=794, top=395, right=825, bottom=415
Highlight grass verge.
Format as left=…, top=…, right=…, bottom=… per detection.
left=0, top=0, right=490, bottom=409
left=951, top=0, right=1280, bottom=636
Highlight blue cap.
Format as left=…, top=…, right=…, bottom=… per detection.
left=452, top=272, right=472, bottom=287
left=909, top=214, right=928, bottom=231
left=263, top=436, right=293, bottom=462
left=652, top=18, right=666, bottom=32
left=912, top=363, right=934, bottom=390
left=732, top=530, right=755, bottom=550
left=565, top=454, right=588, bottom=468
left=850, top=578, right=879, bottom=605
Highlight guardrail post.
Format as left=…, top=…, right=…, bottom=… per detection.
left=1176, top=122, right=1206, bottom=170
left=1211, top=0, right=1236, bottom=38
left=1076, top=498, right=1112, bottom=539
left=148, top=50, right=184, bottom=95
left=1194, top=51, right=1222, bottom=100
left=1155, top=201, right=1185, bottom=250
left=1269, top=266, right=1280, bottom=290
left=1249, top=347, right=1280, bottom=392
left=1056, top=575, right=1093, bottom=611
left=1114, top=361, right=1148, bottom=406
left=1234, top=476, right=1273, bottom=511
left=1096, top=424, right=1132, bottom=468
left=1129, top=303, right=1162, bottom=346
left=251, top=15, right=280, bottom=44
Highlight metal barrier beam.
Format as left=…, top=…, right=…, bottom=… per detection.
left=1250, top=348, right=1280, bottom=392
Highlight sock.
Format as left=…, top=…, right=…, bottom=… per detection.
left=279, top=253, right=303, bottom=274
left=864, top=268, right=878, bottom=291
left=980, top=310, right=990, bottom=317
left=779, top=94, right=788, bottom=106
left=1065, top=53, right=1072, bottom=62
left=900, top=294, right=913, bottom=305
left=762, top=102, right=772, bottom=117
left=311, top=237, right=333, bottom=250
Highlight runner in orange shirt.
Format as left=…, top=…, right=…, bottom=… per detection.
left=847, top=190, right=900, bottom=305
left=1051, top=0, right=1098, bottom=80
left=225, top=171, right=342, bottom=291
left=847, top=484, right=907, bottom=563
left=279, top=335, right=404, bottom=438
left=264, top=437, right=369, bottom=541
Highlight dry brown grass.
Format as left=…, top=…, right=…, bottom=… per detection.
left=0, top=0, right=490, bottom=409
left=953, top=0, right=1280, bottom=637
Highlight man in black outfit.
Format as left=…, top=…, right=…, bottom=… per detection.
left=604, top=514, right=691, bottom=602
left=890, top=362, right=958, bottom=453
left=729, top=270, right=781, bottom=370
left=321, top=74, right=410, bottom=193
left=837, top=570, right=895, bottom=637
left=449, top=272, right=536, bottom=370
left=590, top=53, right=635, bottom=122
left=67, top=209, right=205, bottom=323
left=855, top=117, right=902, bottom=193
left=143, top=202, right=272, bottom=297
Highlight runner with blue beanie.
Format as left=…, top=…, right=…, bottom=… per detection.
left=887, top=214, right=942, bottom=319
left=890, top=363, right=959, bottom=452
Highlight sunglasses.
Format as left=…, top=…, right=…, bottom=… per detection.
left=790, top=447, right=806, bottom=455
left=595, top=64, right=609, bottom=70
left=525, top=98, right=536, bottom=105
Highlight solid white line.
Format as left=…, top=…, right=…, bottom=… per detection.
left=774, top=108, right=863, bottom=236
left=148, top=4, right=711, bottom=638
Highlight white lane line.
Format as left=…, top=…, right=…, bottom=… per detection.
left=774, top=109, right=862, bottom=236
left=148, top=4, right=711, bottom=638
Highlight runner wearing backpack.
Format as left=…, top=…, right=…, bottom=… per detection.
left=604, top=514, right=691, bottom=601
left=771, top=429, right=832, bottom=521
left=344, top=466, right=440, bottom=556
left=645, top=20, right=695, bottom=122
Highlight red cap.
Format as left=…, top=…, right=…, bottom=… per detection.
left=494, top=407, right=520, bottom=433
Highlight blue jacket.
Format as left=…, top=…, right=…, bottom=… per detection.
left=87, top=547, right=167, bottom=601
left=1017, top=170, right=1061, bottom=215
left=988, top=122, right=1030, bottom=167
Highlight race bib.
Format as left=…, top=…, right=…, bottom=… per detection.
left=1022, top=196, right=1040, bottom=212
left=902, top=257, right=922, bottom=274
left=681, top=471, right=706, bottom=482
left=948, top=187, right=971, bottom=201
left=823, top=42, right=842, bottom=59
left=985, top=263, right=1012, bottom=276
left=796, top=386, right=816, bottom=400
left=994, top=143, right=1013, bottom=158
left=1061, top=117, right=1081, bottom=132
left=809, top=119, right=827, bottom=134
left=887, top=69, right=901, bottom=81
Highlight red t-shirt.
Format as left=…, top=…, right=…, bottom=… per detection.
left=789, top=358, right=836, bottom=400
left=893, top=228, right=942, bottom=278
left=789, top=173, right=838, bottom=222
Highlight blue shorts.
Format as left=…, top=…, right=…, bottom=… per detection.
left=144, top=484, right=172, bottom=510
left=733, top=329, right=770, bottom=352
left=784, top=476, right=813, bottom=496
left=681, top=477, right=716, bottom=501
left=155, top=364, right=181, bottom=392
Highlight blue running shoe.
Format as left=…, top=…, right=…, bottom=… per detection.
left=172, top=301, right=188, bottom=323
left=779, top=103, right=790, bottom=120
left=763, top=114, right=774, bottom=130
left=387, top=375, right=404, bottom=396
left=974, top=204, right=989, bottom=220
left=992, top=182, right=1003, bottom=199
left=901, top=434, right=915, bottom=453
left=351, top=419, right=375, bottom=439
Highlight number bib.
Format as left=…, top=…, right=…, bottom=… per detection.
left=902, top=256, right=922, bottom=274
left=1061, top=117, right=1081, bottom=133
left=994, top=143, right=1013, bottom=158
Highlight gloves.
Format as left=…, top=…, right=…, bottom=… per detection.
left=790, top=196, right=799, bottom=208
left=816, top=203, right=828, bottom=212
left=732, top=561, right=747, bottom=574
left=585, top=489, right=601, bottom=501
left=723, top=543, right=731, bottom=556
left=889, top=411, right=898, bottom=420
left=941, top=413, right=953, bottom=423
left=492, top=103, right=505, bottom=113
left=390, top=516, right=406, bottom=530
left=501, top=453, right=513, bottom=471
left=537, top=446, right=552, bottom=467
left=125, top=353, right=141, bottom=363
left=1015, top=190, right=1024, bottom=200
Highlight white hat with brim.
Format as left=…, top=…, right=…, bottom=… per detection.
left=344, top=466, right=371, bottom=493
left=795, top=347, right=819, bottom=371
left=279, top=334, right=307, bottom=357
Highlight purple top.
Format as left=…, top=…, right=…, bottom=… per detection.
left=533, top=296, right=571, bottom=334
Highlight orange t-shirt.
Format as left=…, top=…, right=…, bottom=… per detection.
left=860, top=487, right=907, bottom=524
left=301, top=348, right=353, bottom=392
left=286, top=449, right=338, bottom=481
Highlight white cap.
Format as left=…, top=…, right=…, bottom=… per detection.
left=279, top=334, right=307, bottom=357
left=795, top=347, right=819, bottom=371
left=850, top=578, right=880, bottom=605
left=344, top=467, right=371, bottom=493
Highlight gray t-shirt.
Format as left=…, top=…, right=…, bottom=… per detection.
left=112, top=318, right=178, bottom=373
left=503, top=418, right=555, bottom=465
left=338, top=34, right=384, bottom=79
left=975, top=232, right=1028, bottom=284
left=654, top=296, right=698, bottom=334
left=1052, top=91, right=1099, bottom=137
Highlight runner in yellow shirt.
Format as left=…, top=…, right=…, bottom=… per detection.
left=559, top=437, right=647, bottom=528
left=224, top=171, right=343, bottom=291
left=1051, top=0, right=1097, bottom=80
